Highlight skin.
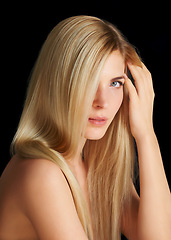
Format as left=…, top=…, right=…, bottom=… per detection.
left=85, top=50, right=125, bottom=140
left=0, top=51, right=171, bottom=240
left=125, top=63, right=171, bottom=239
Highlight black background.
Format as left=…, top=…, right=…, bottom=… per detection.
left=1, top=2, right=170, bottom=238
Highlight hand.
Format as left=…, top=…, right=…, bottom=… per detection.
left=124, top=62, right=155, bottom=141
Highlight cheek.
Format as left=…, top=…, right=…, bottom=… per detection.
left=109, top=90, right=123, bottom=117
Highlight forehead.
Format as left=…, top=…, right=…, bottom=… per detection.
left=100, top=50, right=125, bottom=79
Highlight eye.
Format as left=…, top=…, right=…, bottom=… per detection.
left=110, top=81, right=123, bottom=88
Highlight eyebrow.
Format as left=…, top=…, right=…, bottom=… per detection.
left=111, top=75, right=125, bottom=81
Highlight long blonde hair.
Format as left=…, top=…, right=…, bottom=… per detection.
left=11, top=16, right=141, bottom=240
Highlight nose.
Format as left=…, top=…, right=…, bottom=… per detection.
left=92, top=84, right=108, bottom=109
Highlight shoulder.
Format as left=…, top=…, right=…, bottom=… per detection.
left=2, top=156, right=72, bottom=210
left=3, top=156, right=67, bottom=197
left=17, top=157, right=65, bottom=186
left=17, top=157, right=71, bottom=213
left=11, top=156, right=72, bottom=206
left=5, top=156, right=88, bottom=239
left=1, top=157, right=63, bottom=196
left=17, top=157, right=73, bottom=208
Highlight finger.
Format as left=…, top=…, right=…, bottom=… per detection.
left=127, top=63, right=150, bottom=97
left=124, top=74, right=138, bottom=101
left=141, top=62, right=151, bottom=76
left=140, top=62, right=155, bottom=96
left=127, top=62, right=144, bottom=85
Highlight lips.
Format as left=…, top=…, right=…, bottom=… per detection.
left=88, top=117, right=108, bottom=126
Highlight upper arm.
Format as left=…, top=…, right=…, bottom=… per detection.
left=121, top=183, right=140, bottom=240
left=20, top=159, right=88, bottom=240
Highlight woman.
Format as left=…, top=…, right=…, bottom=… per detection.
left=0, top=15, right=170, bottom=240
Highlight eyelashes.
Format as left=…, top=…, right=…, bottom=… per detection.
left=110, top=81, right=124, bottom=88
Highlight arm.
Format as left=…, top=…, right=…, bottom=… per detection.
left=137, top=128, right=171, bottom=239
left=21, top=159, right=88, bottom=240
left=124, top=63, right=171, bottom=240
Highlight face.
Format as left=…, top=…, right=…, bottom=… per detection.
left=84, top=50, right=125, bottom=140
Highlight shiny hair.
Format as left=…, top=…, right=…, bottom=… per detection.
left=11, top=16, right=141, bottom=240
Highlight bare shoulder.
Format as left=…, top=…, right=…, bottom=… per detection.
left=19, top=157, right=88, bottom=240
left=1, top=156, right=88, bottom=240
left=0, top=156, right=68, bottom=198
left=17, top=157, right=72, bottom=208
left=16, top=157, right=66, bottom=186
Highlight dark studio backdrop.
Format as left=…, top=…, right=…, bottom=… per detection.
left=1, top=1, right=171, bottom=238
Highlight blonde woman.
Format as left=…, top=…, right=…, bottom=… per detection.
left=0, top=16, right=170, bottom=240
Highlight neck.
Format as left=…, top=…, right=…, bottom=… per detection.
left=66, top=138, right=87, bottom=167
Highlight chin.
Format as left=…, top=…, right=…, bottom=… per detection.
left=84, top=126, right=108, bottom=140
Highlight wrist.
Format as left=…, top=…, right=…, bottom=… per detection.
left=134, top=128, right=156, bottom=145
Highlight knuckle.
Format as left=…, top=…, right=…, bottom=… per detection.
left=152, top=90, right=155, bottom=99
left=151, top=89, right=155, bottom=99
left=146, top=70, right=152, bottom=78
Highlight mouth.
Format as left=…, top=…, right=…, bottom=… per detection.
left=88, top=117, right=108, bottom=126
